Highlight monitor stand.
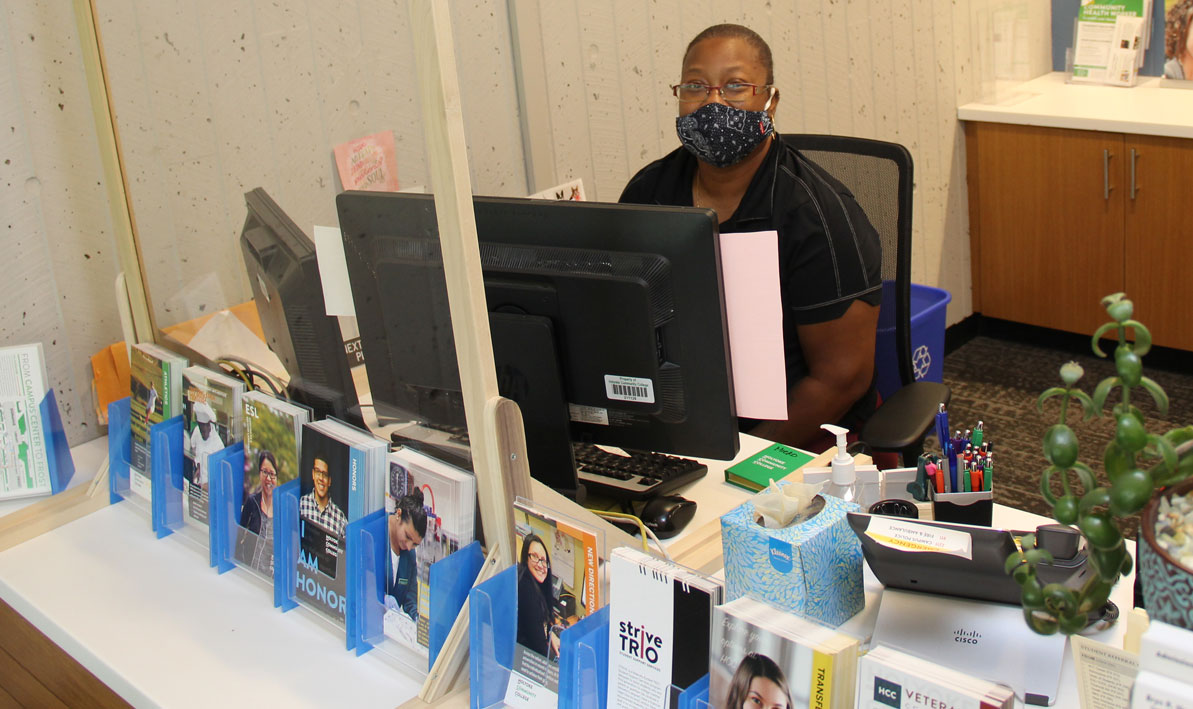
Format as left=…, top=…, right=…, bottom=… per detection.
left=872, top=589, right=1066, bottom=705
left=489, top=311, right=584, bottom=502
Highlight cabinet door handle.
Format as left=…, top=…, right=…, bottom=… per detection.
left=1130, top=148, right=1138, bottom=200
left=1103, top=149, right=1112, bottom=200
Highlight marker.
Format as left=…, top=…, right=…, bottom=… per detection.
left=972, top=421, right=984, bottom=448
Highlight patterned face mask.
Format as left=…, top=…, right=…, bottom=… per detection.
left=675, top=94, right=775, bottom=168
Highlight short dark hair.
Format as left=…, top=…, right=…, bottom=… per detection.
left=684, top=24, right=774, bottom=84
left=395, top=486, right=428, bottom=538
left=1167, top=0, right=1193, bottom=60
left=725, top=653, right=792, bottom=709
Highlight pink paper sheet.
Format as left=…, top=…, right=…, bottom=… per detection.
left=718, top=230, right=788, bottom=420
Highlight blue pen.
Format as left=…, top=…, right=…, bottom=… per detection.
left=935, top=404, right=949, bottom=447
left=946, top=439, right=959, bottom=492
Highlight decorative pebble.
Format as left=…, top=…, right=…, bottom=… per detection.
left=1155, top=492, right=1193, bottom=572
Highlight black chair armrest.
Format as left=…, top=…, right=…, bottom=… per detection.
left=860, top=381, right=950, bottom=464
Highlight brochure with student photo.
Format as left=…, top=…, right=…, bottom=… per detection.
left=294, top=422, right=353, bottom=626
left=381, top=446, right=476, bottom=658
left=293, top=419, right=386, bottom=627
left=129, top=343, right=186, bottom=501
left=181, top=366, right=244, bottom=526
left=506, top=499, right=601, bottom=699
left=710, top=596, right=859, bottom=709
left=234, top=391, right=309, bottom=578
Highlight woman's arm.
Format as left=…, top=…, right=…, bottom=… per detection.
left=747, top=299, right=879, bottom=449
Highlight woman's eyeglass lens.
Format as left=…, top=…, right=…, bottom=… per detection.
left=671, top=82, right=769, bottom=103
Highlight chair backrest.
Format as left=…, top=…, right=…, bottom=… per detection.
left=781, top=134, right=915, bottom=388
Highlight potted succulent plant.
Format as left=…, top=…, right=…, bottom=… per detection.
left=1005, top=293, right=1193, bottom=634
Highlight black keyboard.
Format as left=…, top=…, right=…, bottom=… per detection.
left=572, top=443, right=707, bottom=501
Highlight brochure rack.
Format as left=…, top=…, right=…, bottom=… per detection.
left=346, top=513, right=484, bottom=673
left=677, top=675, right=710, bottom=709
left=469, top=565, right=517, bottom=708
left=108, top=397, right=132, bottom=504
left=274, top=478, right=301, bottom=612
left=470, top=569, right=710, bottom=709
left=346, top=509, right=387, bottom=653
left=148, top=415, right=184, bottom=539
left=39, top=388, right=76, bottom=494
left=557, top=605, right=609, bottom=709
left=207, top=443, right=244, bottom=573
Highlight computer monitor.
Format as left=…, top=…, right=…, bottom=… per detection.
left=336, top=192, right=739, bottom=497
left=240, top=188, right=360, bottom=425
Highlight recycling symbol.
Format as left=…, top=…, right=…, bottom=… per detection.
left=912, top=344, right=932, bottom=380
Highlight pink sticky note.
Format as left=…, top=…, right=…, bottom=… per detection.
left=718, top=231, right=787, bottom=420
left=333, top=130, right=399, bottom=192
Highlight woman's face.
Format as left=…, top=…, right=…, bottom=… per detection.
left=678, top=36, right=774, bottom=118
left=741, top=677, right=787, bottom=709
left=526, top=540, right=549, bottom=584
left=389, top=513, right=423, bottom=552
left=259, top=457, right=277, bottom=497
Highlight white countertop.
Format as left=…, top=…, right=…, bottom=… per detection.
left=0, top=437, right=423, bottom=709
left=958, top=71, right=1193, bottom=139
left=0, top=434, right=1135, bottom=709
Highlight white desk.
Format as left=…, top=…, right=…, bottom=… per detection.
left=671, top=434, right=1134, bottom=709
left=0, top=434, right=1133, bottom=708
left=0, top=438, right=423, bottom=708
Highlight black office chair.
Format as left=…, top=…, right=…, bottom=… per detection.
left=783, top=134, right=950, bottom=466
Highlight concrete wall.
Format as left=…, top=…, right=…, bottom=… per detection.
left=3, top=0, right=1050, bottom=445
left=96, top=0, right=528, bottom=328
left=1, top=2, right=121, bottom=445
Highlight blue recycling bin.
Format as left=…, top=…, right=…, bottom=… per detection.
left=874, top=282, right=951, bottom=401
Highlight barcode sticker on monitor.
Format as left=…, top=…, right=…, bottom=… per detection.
left=603, top=375, right=655, bottom=404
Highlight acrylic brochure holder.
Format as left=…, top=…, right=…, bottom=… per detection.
left=272, top=477, right=351, bottom=643
left=39, top=388, right=75, bottom=494
left=470, top=573, right=706, bottom=709
left=345, top=511, right=483, bottom=674
left=207, top=443, right=244, bottom=573
left=148, top=414, right=207, bottom=549
left=273, top=478, right=301, bottom=612
left=108, top=397, right=133, bottom=504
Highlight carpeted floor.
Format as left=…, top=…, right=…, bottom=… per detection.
left=937, top=330, right=1193, bottom=538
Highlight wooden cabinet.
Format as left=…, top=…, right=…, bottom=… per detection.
left=966, top=122, right=1193, bottom=351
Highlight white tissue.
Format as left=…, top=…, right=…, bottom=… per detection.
left=753, top=478, right=825, bottom=529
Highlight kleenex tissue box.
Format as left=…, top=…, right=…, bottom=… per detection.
left=721, top=489, right=864, bottom=626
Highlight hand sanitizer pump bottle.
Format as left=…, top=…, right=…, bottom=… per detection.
left=820, top=423, right=863, bottom=506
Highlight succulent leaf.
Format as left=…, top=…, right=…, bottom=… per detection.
left=1139, top=376, right=1169, bottom=417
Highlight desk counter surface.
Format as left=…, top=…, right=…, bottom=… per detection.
left=0, top=434, right=1133, bottom=709
left=958, top=71, right=1193, bottom=139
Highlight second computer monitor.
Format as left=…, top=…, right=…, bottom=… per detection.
left=337, top=192, right=739, bottom=494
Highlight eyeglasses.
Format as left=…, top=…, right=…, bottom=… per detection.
left=671, top=82, right=772, bottom=103
left=312, top=467, right=330, bottom=479
left=527, top=551, right=548, bottom=567
left=260, top=469, right=278, bottom=481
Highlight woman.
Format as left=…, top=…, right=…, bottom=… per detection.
left=725, top=653, right=792, bottom=709
left=620, top=24, right=882, bottom=452
left=237, top=449, right=278, bottom=574
left=386, top=488, right=428, bottom=620
left=1165, top=0, right=1193, bottom=80
left=515, top=532, right=558, bottom=659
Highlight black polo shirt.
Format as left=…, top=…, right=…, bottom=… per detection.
left=619, top=133, right=882, bottom=432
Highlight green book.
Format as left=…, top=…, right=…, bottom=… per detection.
left=724, top=442, right=815, bottom=492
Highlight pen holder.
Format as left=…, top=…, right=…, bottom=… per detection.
left=721, top=487, right=864, bottom=627
left=930, top=486, right=993, bottom=526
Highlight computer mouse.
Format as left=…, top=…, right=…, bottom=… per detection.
left=639, top=495, right=697, bottom=539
